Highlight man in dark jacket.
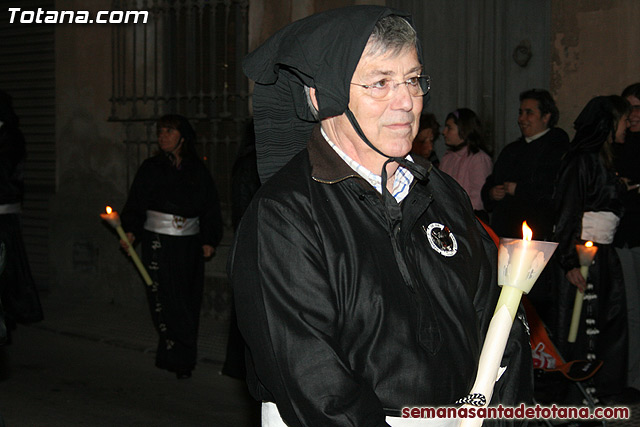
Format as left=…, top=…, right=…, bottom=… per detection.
left=482, top=89, right=570, bottom=241
left=614, top=82, right=640, bottom=393
left=229, top=6, right=532, bottom=426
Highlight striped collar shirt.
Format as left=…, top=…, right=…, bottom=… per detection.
left=321, top=127, right=414, bottom=203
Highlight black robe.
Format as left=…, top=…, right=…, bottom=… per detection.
left=551, top=148, right=627, bottom=397
left=230, top=127, right=532, bottom=427
left=482, top=128, right=570, bottom=241
left=613, top=131, right=640, bottom=248
left=121, top=153, right=223, bottom=373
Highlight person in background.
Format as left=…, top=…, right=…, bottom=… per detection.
left=552, top=95, right=630, bottom=402
left=613, top=82, right=640, bottom=397
left=0, top=89, right=43, bottom=346
left=411, top=112, right=440, bottom=168
left=120, top=114, right=223, bottom=379
left=230, top=6, right=531, bottom=426
left=440, top=108, right=492, bottom=223
left=482, top=89, right=569, bottom=241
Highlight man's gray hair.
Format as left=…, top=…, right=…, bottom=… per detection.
left=364, top=15, right=417, bottom=58
left=304, top=15, right=417, bottom=120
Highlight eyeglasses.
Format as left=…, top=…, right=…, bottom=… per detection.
left=351, top=75, right=431, bottom=100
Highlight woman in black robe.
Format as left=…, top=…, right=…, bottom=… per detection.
left=121, top=115, right=223, bottom=378
left=552, top=95, right=630, bottom=400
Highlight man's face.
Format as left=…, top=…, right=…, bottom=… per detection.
left=626, top=95, right=640, bottom=133
left=518, top=98, right=550, bottom=138
left=412, top=128, right=434, bottom=158
left=333, top=47, right=423, bottom=163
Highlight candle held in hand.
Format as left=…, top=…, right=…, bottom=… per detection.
left=100, top=206, right=153, bottom=286
left=568, top=241, right=599, bottom=343
left=460, top=222, right=557, bottom=427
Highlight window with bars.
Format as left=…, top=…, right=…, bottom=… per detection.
left=109, top=0, right=250, bottom=220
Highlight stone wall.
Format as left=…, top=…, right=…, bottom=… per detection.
left=551, top=0, right=640, bottom=137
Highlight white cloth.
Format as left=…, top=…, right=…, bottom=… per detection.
left=143, top=210, right=199, bottom=236
left=261, top=402, right=460, bottom=427
left=580, top=211, right=620, bottom=244
left=0, top=202, right=21, bottom=215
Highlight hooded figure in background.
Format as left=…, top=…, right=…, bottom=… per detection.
left=551, top=95, right=630, bottom=401
left=229, top=6, right=532, bottom=426
left=0, top=90, right=44, bottom=345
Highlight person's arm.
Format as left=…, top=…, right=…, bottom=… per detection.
left=229, top=197, right=389, bottom=427
left=468, top=152, right=493, bottom=210
left=120, top=161, right=153, bottom=240
left=481, top=147, right=512, bottom=211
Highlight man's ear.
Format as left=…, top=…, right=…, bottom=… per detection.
left=309, top=87, right=320, bottom=111
left=542, top=112, right=551, bottom=127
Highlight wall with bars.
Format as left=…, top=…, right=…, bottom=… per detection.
left=46, top=0, right=249, bottom=316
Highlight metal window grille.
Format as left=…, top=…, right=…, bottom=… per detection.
left=109, top=0, right=250, bottom=222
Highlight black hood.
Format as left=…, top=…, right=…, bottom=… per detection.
left=243, top=5, right=421, bottom=183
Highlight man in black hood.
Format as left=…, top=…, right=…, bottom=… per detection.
left=229, top=6, right=531, bottom=426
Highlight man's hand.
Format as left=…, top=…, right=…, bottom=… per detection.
left=504, top=181, right=517, bottom=196
left=120, top=232, right=135, bottom=252
left=566, top=267, right=586, bottom=292
left=203, top=245, right=216, bottom=258
left=490, top=184, right=506, bottom=201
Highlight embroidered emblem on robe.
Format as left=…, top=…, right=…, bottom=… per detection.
left=423, top=223, right=458, bottom=257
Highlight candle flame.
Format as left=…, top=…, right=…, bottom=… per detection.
left=522, top=221, right=532, bottom=241
left=585, top=241, right=594, bottom=248
left=106, top=206, right=113, bottom=214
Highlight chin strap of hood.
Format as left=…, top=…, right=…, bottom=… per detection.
left=345, top=108, right=428, bottom=196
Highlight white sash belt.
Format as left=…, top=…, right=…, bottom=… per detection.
left=143, top=210, right=199, bottom=236
left=261, top=402, right=458, bottom=427
left=581, top=211, right=620, bottom=244
left=0, top=203, right=21, bottom=215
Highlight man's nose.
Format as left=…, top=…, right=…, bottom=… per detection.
left=390, top=83, right=414, bottom=110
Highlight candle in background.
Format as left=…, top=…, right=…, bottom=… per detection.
left=100, top=206, right=153, bottom=286
left=460, top=222, right=558, bottom=427
left=568, top=241, right=598, bottom=343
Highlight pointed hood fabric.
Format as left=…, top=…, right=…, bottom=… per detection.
left=243, top=6, right=420, bottom=183
left=571, top=96, right=619, bottom=154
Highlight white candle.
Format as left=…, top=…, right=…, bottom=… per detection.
left=460, top=222, right=557, bottom=427
left=100, top=206, right=153, bottom=286
left=568, top=242, right=598, bottom=343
